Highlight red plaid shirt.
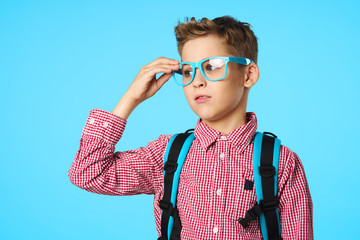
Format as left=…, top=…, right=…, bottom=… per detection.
left=68, top=108, right=313, bottom=240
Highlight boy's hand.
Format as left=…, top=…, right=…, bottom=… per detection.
left=125, top=56, right=180, bottom=104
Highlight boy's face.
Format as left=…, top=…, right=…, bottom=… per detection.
left=180, top=33, right=258, bottom=126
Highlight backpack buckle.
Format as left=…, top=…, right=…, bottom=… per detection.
left=237, top=203, right=262, bottom=228
left=164, top=161, right=178, bottom=174
left=259, top=198, right=278, bottom=212
left=159, top=199, right=178, bottom=217
left=259, top=166, right=275, bottom=178
left=159, top=199, right=173, bottom=211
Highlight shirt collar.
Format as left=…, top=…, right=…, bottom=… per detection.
left=194, top=112, right=258, bottom=153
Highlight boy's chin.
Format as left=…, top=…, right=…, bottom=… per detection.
left=190, top=105, right=223, bottom=122
left=196, top=113, right=220, bottom=123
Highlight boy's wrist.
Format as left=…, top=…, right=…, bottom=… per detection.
left=112, top=94, right=140, bottom=120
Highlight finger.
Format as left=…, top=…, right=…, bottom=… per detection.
left=146, top=57, right=179, bottom=68
left=142, top=63, right=179, bottom=74
left=149, top=64, right=179, bottom=73
left=146, top=66, right=177, bottom=76
left=156, top=72, right=173, bottom=89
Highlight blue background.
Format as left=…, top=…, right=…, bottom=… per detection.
left=1, top=0, right=359, bottom=239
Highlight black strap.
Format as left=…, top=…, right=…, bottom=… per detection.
left=259, top=133, right=282, bottom=240
left=158, top=132, right=191, bottom=240
left=238, top=132, right=282, bottom=240
left=169, top=206, right=182, bottom=240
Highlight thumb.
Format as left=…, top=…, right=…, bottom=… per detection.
left=156, top=72, right=173, bottom=89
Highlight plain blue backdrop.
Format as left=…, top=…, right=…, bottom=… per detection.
left=1, top=0, right=359, bottom=239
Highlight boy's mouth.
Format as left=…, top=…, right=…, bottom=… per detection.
left=195, top=94, right=211, bottom=103
left=195, top=94, right=211, bottom=100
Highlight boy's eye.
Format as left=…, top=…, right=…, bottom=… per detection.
left=204, top=58, right=225, bottom=72
left=183, top=70, right=192, bottom=77
left=205, top=64, right=218, bottom=71
left=181, top=65, right=192, bottom=77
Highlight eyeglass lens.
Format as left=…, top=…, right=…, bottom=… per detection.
left=173, top=58, right=226, bottom=85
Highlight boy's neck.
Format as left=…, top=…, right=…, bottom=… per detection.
left=201, top=109, right=248, bottom=135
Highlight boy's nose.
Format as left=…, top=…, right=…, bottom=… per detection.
left=192, top=68, right=206, bottom=87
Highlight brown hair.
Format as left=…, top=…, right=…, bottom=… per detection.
left=174, top=15, right=258, bottom=65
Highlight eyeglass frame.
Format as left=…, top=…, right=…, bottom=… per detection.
left=172, top=56, right=254, bottom=86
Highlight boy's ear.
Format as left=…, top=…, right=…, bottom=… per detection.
left=243, top=63, right=259, bottom=88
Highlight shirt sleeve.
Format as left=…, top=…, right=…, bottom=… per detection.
left=68, top=108, right=172, bottom=196
left=277, top=146, right=314, bottom=240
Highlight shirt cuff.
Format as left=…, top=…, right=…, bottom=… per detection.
left=82, top=108, right=127, bottom=145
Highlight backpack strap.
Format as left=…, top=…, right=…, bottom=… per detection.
left=238, top=131, right=282, bottom=240
left=158, top=129, right=195, bottom=240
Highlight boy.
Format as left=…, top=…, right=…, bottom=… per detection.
left=68, top=16, right=313, bottom=239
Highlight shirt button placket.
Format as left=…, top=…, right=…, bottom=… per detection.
left=212, top=138, right=227, bottom=239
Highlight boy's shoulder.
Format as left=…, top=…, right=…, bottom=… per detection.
left=278, top=143, right=304, bottom=185
left=280, top=144, right=299, bottom=161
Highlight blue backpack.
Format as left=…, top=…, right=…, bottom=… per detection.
left=157, top=129, right=282, bottom=240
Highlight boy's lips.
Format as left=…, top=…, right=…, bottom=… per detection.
left=195, top=94, right=211, bottom=103
left=194, top=94, right=211, bottom=100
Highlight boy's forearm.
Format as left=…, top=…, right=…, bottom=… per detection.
left=112, top=94, right=140, bottom=120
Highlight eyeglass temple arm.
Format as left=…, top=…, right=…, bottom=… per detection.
left=173, top=69, right=182, bottom=74
left=229, top=57, right=254, bottom=65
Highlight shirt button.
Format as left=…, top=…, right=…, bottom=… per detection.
left=216, top=188, right=222, bottom=196
left=89, top=118, right=95, bottom=124
left=103, top=122, right=109, bottom=128
left=220, top=135, right=227, bottom=140
left=219, top=153, right=225, bottom=159
left=213, top=226, right=218, bottom=233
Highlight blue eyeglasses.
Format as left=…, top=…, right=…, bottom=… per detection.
left=172, top=56, right=254, bottom=86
